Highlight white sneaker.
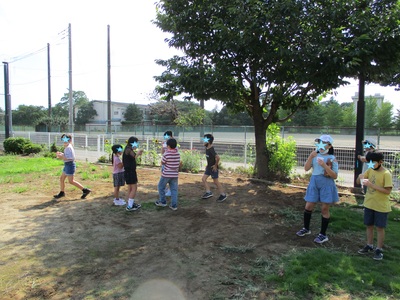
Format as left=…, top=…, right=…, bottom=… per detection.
left=165, top=189, right=172, bottom=197
left=113, top=198, right=126, bottom=206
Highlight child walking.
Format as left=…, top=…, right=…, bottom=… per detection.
left=111, top=144, right=126, bottom=206
left=357, top=138, right=377, bottom=194
left=356, top=150, right=392, bottom=260
left=162, top=131, right=174, bottom=197
left=155, top=138, right=181, bottom=210
left=53, top=133, right=91, bottom=200
left=201, top=133, right=227, bottom=202
left=123, top=136, right=143, bottom=212
left=296, top=135, right=338, bottom=244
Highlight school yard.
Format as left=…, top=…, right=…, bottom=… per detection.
left=1, top=155, right=400, bottom=300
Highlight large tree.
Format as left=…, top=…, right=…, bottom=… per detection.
left=154, top=0, right=354, bottom=178
left=123, top=103, right=144, bottom=124
left=12, top=105, right=47, bottom=126
left=59, top=90, right=90, bottom=122
left=75, top=101, right=98, bottom=125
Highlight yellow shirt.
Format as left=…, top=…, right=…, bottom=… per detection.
left=364, top=168, right=393, bottom=213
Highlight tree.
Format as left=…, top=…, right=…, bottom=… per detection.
left=59, top=90, right=90, bottom=122
left=123, top=104, right=143, bottom=124
left=394, top=109, right=400, bottom=131
left=364, top=96, right=378, bottom=128
left=12, top=105, right=47, bottom=126
left=340, top=103, right=356, bottom=127
left=154, top=0, right=351, bottom=178
left=75, top=101, right=98, bottom=125
left=376, top=101, right=393, bottom=129
left=323, top=99, right=343, bottom=127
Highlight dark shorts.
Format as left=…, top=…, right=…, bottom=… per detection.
left=363, top=207, right=388, bottom=228
left=204, top=166, right=219, bottom=179
left=113, top=172, right=125, bottom=187
left=63, top=161, right=76, bottom=176
left=124, top=169, right=138, bottom=185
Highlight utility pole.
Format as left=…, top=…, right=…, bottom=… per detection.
left=354, top=73, right=365, bottom=187
left=68, top=23, right=73, bottom=133
left=2, top=62, right=11, bottom=138
left=107, top=25, right=111, bottom=134
left=47, top=43, right=52, bottom=119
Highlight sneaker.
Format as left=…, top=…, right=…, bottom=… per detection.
left=126, top=203, right=141, bottom=211
left=296, top=228, right=311, bottom=237
left=358, top=244, right=374, bottom=255
left=373, top=249, right=383, bottom=260
left=155, top=201, right=167, bottom=207
left=81, top=188, right=91, bottom=199
left=53, top=191, right=65, bottom=199
left=217, top=194, right=227, bottom=202
left=165, top=189, right=172, bottom=197
left=202, top=192, right=213, bottom=199
left=169, top=205, right=177, bottom=211
left=314, top=233, right=329, bottom=244
left=113, top=199, right=126, bottom=206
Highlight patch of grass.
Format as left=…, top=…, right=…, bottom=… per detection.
left=0, top=155, right=61, bottom=176
left=0, top=175, right=24, bottom=184
left=12, top=186, right=28, bottom=193
left=219, top=243, right=256, bottom=254
left=277, top=207, right=302, bottom=224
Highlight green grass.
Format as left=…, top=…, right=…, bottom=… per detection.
left=0, top=155, right=62, bottom=176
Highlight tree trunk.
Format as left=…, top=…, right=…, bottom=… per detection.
left=253, top=115, right=269, bottom=178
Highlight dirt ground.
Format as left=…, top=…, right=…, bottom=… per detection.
left=0, top=165, right=367, bottom=300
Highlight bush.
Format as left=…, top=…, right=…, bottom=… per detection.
left=180, top=150, right=202, bottom=173
left=50, top=142, right=63, bottom=153
left=3, top=137, right=32, bottom=154
left=22, top=143, right=43, bottom=155
left=266, top=124, right=297, bottom=181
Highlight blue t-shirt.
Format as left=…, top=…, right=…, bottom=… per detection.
left=311, top=154, right=338, bottom=176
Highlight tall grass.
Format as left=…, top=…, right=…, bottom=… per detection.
left=0, top=155, right=62, bottom=176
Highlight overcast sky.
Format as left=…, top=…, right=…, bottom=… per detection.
left=1, top=0, right=399, bottom=112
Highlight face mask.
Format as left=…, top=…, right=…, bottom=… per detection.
left=373, top=164, right=381, bottom=171
left=319, top=148, right=329, bottom=155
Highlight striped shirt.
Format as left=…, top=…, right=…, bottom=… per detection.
left=161, top=148, right=180, bottom=178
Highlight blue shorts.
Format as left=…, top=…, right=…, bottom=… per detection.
left=363, top=207, right=388, bottom=228
left=204, top=166, right=218, bottom=179
left=63, top=161, right=76, bottom=176
left=304, top=175, right=339, bottom=204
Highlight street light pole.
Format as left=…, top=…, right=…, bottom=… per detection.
left=3, top=62, right=11, bottom=138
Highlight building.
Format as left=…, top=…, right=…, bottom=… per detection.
left=84, top=100, right=151, bottom=131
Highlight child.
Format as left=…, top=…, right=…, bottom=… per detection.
left=201, top=133, right=227, bottom=202
left=296, top=134, right=339, bottom=244
left=111, top=144, right=126, bottom=206
left=356, top=150, right=392, bottom=260
left=161, top=131, right=174, bottom=197
left=53, top=133, right=91, bottom=200
left=154, top=138, right=181, bottom=210
left=123, top=136, right=143, bottom=211
left=357, top=138, right=377, bottom=193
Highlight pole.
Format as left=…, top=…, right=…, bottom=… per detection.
left=3, top=62, right=11, bottom=138
left=354, top=73, right=365, bottom=187
left=107, top=25, right=112, bottom=134
left=47, top=43, right=52, bottom=118
left=68, top=23, right=73, bottom=133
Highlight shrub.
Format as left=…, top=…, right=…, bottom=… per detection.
left=22, top=143, right=43, bottom=155
left=50, top=142, right=63, bottom=153
left=180, top=149, right=202, bottom=173
left=266, top=124, right=297, bottom=181
left=3, top=137, right=32, bottom=154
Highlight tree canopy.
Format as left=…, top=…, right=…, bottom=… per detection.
left=153, top=0, right=400, bottom=178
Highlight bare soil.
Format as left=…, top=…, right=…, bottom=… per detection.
left=0, top=165, right=370, bottom=299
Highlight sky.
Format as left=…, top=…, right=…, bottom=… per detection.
left=1, top=0, right=399, bottom=113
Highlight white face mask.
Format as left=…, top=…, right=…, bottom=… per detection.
left=319, top=148, right=329, bottom=155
